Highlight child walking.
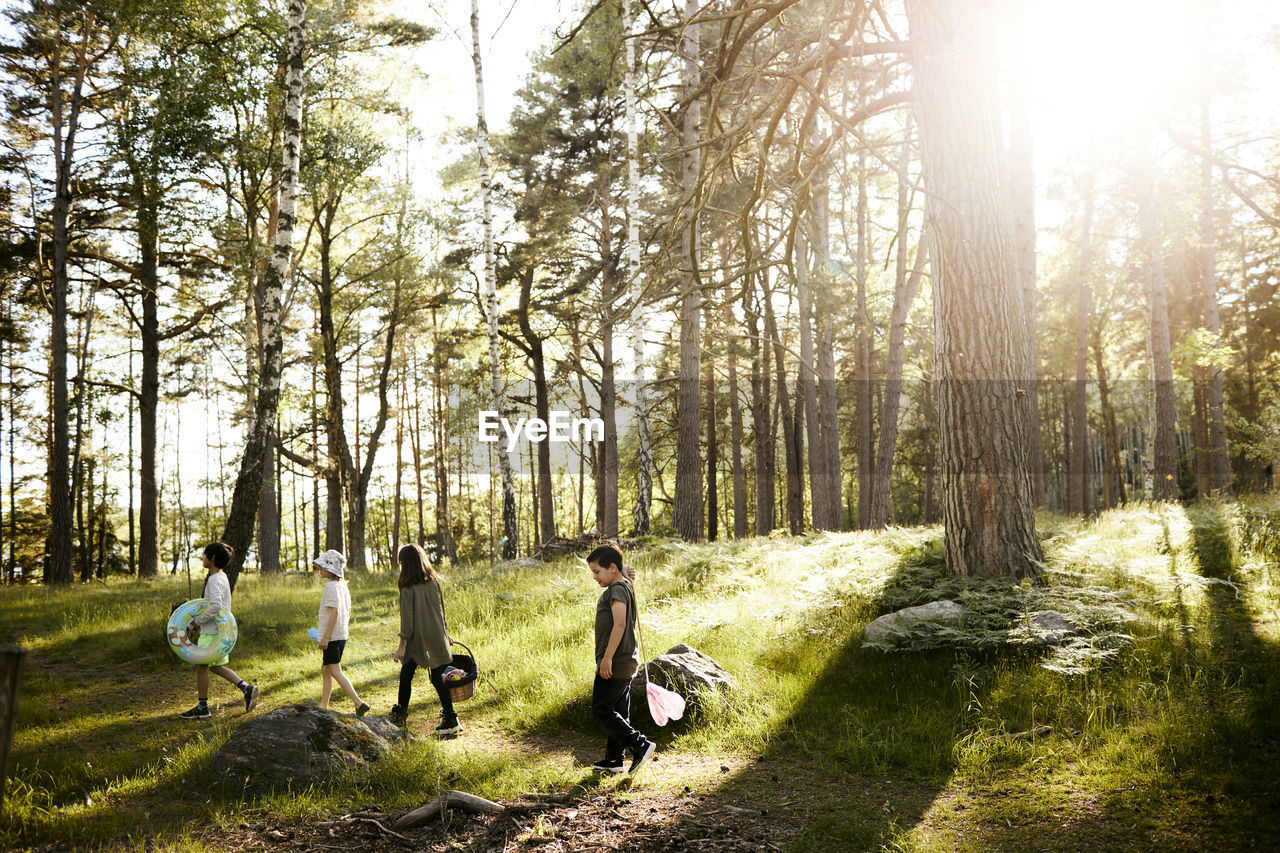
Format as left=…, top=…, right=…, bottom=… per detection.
left=586, top=544, right=655, bottom=774
left=390, top=543, right=461, bottom=736
left=179, top=542, right=260, bottom=719
left=313, top=549, right=370, bottom=716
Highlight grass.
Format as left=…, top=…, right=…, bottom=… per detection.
left=1, top=497, right=1279, bottom=851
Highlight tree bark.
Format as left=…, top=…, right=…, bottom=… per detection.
left=472, top=0, right=517, bottom=558
left=1198, top=80, right=1231, bottom=494
left=673, top=0, right=704, bottom=541
left=907, top=0, right=1042, bottom=577
left=624, top=7, right=652, bottom=536
left=1136, top=121, right=1179, bottom=501
left=1071, top=166, right=1094, bottom=516
left=221, top=0, right=305, bottom=589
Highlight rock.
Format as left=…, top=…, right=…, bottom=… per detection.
left=863, top=599, right=967, bottom=646
left=1027, top=611, right=1081, bottom=646
left=211, top=704, right=404, bottom=795
left=631, top=643, right=735, bottom=725
left=494, top=557, right=542, bottom=570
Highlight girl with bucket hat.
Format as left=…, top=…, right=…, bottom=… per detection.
left=313, top=549, right=370, bottom=716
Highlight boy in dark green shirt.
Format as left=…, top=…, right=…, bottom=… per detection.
left=587, top=544, right=655, bottom=774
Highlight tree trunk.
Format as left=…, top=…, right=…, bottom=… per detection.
left=765, top=291, right=803, bottom=534
left=747, top=277, right=774, bottom=535
left=471, top=0, right=517, bottom=558
left=624, top=8, right=652, bottom=536
left=599, top=186, right=619, bottom=539
left=907, top=0, right=1043, bottom=577
left=1009, top=0, right=1044, bottom=508
left=516, top=267, right=555, bottom=544
left=1092, top=323, right=1125, bottom=508
left=1136, top=122, right=1179, bottom=500
left=672, top=0, right=704, bottom=541
left=221, top=0, right=305, bottom=589
left=1198, top=81, right=1231, bottom=494
left=1071, top=166, right=1094, bottom=516
left=723, top=274, right=746, bottom=539
left=138, top=216, right=161, bottom=578
left=795, top=229, right=827, bottom=531
left=854, top=151, right=873, bottom=530
left=705, top=302, right=718, bottom=542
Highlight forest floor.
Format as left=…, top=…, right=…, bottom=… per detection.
left=2, top=498, right=1279, bottom=852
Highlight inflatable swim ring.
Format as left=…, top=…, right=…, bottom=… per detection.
left=166, top=598, right=237, bottom=664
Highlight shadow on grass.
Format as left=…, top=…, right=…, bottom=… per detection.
left=622, top=537, right=997, bottom=852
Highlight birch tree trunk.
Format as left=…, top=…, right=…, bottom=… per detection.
left=472, top=0, right=517, bottom=558
left=624, top=4, right=653, bottom=536
left=220, top=0, right=304, bottom=589
left=672, top=0, right=704, bottom=541
left=907, top=0, right=1042, bottom=577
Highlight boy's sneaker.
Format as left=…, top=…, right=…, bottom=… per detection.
left=356, top=702, right=370, bottom=717
left=628, top=739, right=656, bottom=774
left=434, top=717, right=462, bottom=738
left=242, top=683, right=260, bottom=712
left=591, top=757, right=625, bottom=774
left=388, top=705, right=407, bottom=726
left=179, top=704, right=211, bottom=720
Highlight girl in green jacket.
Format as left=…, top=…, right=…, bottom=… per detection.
left=390, top=543, right=460, bottom=736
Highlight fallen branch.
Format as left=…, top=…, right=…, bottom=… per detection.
left=394, top=790, right=504, bottom=830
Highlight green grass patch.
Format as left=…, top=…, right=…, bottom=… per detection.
left=2, top=497, right=1279, bottom=850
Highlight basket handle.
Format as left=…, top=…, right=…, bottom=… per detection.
left=450, top=638, right=474, bottom=662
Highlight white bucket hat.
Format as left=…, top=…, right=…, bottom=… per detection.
left=313, top=549, right=346, bottom=578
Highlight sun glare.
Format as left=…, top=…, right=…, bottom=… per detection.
left=1026, top=0, right=1200, bottom=139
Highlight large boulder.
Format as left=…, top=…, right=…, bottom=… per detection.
left=211, top=703, right=405, bottom=794
left=863, top=599, right=968, bottom=647
left=1025, top=611, right=1082, bottom=646
left=630, top=643, right=734, bottom=725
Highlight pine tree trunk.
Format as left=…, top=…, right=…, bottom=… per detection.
left=220, top=0, right=305, bottom=589
left=517, top=267, right=556, bottom=544
left=747, top=278, right=774, bottom=535
left=1198, top=87, right=1231, bottom=494
left=471, top=0, right=517, bottom=558
left=599, top=186, right=619, bottom=539
left=138, top=220, right=161, bottom=578
left=672, top=0, right=704, bottom=541
left=1009, top=0, right=1044, bottom=508
left=795, top=231, right=826, bottom=530
left=814, top=169, right=842, bottom=531
left=1136, top=122, right=1179, bottom=501
left=705, top=302, right=718, bottom=542
left=765, top=293, right=803, bottom=534
left=1093, top=322, right=1126, bottom=507
left=723, top=277, right=746, bottom=539
left=907, top=0, right=1043, bottom=577
left=854, top=152, right=873, bottom=530
left=1071, top=168, right=1094, bottom=516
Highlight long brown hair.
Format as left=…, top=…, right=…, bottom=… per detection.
left=397, top=543, right=437, bottom=588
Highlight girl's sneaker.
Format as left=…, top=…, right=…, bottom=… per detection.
left=355, top=702, right=370, bottom=717
left=179, top=703, right=212, bottom=720
left=591, top=757, right=625, bottom=774
left=434, top=717, right=462, bottom=737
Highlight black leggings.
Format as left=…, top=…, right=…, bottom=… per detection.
left=397, top=657, right=457, bottom=720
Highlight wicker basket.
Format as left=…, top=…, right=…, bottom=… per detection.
left=445, top=640, right=479, bottom=703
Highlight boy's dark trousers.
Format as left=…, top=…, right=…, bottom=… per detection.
left=592, top=673, right=647, bottom=761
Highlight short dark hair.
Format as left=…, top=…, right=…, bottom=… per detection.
left=586, top=544, right=622, bottom=571
left=204, top=541, right=234, bottom=569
